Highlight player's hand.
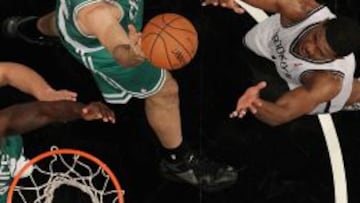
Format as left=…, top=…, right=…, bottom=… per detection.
left=230, top=81, right=266, bottom=118
left=81, top=102, right=116, bottom=123
left=127, top=24, right=145, bottom=66
left=201, top=0, right=245, bottom=14
left=37, top=88, right=78, bottom=102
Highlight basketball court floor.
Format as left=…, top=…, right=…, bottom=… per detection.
left=1, top=0, right=360, bottom=202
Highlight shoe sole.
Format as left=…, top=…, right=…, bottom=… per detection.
left=160, top=169, right=238, bottom=192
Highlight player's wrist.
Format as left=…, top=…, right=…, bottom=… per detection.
left=34, top=87, right=55, bottom=101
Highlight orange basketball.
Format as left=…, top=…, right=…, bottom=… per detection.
left=142, top=13, right=198, bottom=70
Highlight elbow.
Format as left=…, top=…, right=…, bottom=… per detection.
left=266, top=119, right=287, bottom=127
left=262, top=112, right=294, bottom=127
left=114, top=56, right=140, bottom=68
left=118, top=61, right=136, bottom=68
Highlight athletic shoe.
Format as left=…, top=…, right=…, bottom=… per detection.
left=159, top=152, right=238, bottom=192
left=2, top=16, right=60, bottom=46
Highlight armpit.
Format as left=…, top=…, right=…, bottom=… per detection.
left=300, top=70, right=344, bottom=84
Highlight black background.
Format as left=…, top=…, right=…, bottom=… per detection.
left=1, top=0, right=360, bottom=202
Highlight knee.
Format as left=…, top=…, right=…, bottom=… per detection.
left=164, top=76, right=179, bottom=95
left=150, top=75, right=179, bottom=105
left=159, top=77, right=179, bottom=99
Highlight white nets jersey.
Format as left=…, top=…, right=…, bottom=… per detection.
left=243, top=5, right=356, bottom=114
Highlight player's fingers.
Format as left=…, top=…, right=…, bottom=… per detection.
left=96, top=103, right=109, bottom=122
left=98, top=103, right=115, bottom=123
left=219, top=0, right=227, bottom=7
left=229, top=110, right=238, bottom=118
left=128, top=24, right=137, bottom=33
left=136, top=37, right=142, bottom=46
left=108, top=110, right=116, bottom=123
left=237, top=109, right=247, bottom=118
left=230, top=1, right=245, bottom=14
left=248, top=105, right=258, bottom=114
left=201, top=0, right=218, bottom=6
left=256, top=81, right=267, bottom=90
left=102, top=108, right=113, bottom=123
left=219, top=0, right=231, bottom=7
left=59, top=90, right=78, bottom=101
left=62, top=90, right=77, bottom=97
left=83, top=104, right=102, bottom=120
left=82, top=107, right=88, bottom=114
left=253, top=99, right=263, bottom=107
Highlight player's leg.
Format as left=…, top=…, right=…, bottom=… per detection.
left=77, top=55, right=238, bottom=192
left=145, top=71, right=238, bottom=192
left=145, top=71, right=182, bottom=148
left=2, top=11, right=59, bottom=46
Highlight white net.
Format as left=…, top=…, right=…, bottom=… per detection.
left=11, top=146, right=123, bottom=203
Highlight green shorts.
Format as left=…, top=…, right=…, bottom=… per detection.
left=74, top=50, right=166, bottom=104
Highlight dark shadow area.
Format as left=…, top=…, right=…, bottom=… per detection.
left=1, top=0, right=360, bottom=202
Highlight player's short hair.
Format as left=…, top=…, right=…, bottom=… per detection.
left=325, top=16, right=360, bottom=57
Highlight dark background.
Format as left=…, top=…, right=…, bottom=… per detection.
left=1, top=0, right=360, bottom=202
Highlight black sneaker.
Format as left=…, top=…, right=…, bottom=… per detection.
left=2, top=16, right=60, bottom=47
left=160, top=152, right=238, bottom=192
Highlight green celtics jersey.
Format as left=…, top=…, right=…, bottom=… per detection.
left=56, top=0, right=165, bottom=104
left=57, top=0, right=144, bottom=49
left=0, top=135, right=23, bottom=203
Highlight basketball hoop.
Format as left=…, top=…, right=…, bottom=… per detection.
left=7, top=146, right=124, bottom=203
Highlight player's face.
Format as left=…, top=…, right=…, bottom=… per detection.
left=298, top=24, right=337, bottom=61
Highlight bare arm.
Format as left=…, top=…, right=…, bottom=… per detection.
left=77, top=2, right=144, bottom=67
left=231, top=71, right=342, bottom=126
left=345, top=80, right=360, bottom=105
left=203, top=0, right=320, bottom=23
left=0, top=62, right=77, bottom=101
left=0, top=101, right=115, bottom=137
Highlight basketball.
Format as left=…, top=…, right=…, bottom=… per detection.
left=142, top=13, right=198, bottom=70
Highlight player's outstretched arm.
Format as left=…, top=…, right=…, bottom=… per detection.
left=230, top=72, right=342, bottom=126
left=202, top=0, right=320, bottom=21
left=77, top=2, right=145, bottom=67
left=0, top=62, right=77, bottom=101
left=0, top=101, right=115, bottom=138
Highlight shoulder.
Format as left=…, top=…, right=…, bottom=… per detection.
left=78, top=1, right=122, bottom=20
left=77, top=1, right=122, bottom=36
left=278, top=0, right=321, bottom=24
left=301, top=70, right=343, bottom=98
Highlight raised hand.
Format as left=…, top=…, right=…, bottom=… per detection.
left=127, top=24, right=145, bottom=66
left=81, top=102, right=116, bottom=123
left=230, top=81, right=267, bottom=118
left=201, top=0, right=245, bottom=14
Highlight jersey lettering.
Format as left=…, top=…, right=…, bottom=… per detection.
left=272, top=31, right=291, bottom=78
left=129, top=0, right=140, bottom=21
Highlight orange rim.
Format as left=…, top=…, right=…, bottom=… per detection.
left=7, top=148, right=124, bottom=203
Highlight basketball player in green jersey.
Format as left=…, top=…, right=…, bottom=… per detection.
left=2, top=0, right=238, bottom=191
left=0, top=61, right=81, bottom=202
